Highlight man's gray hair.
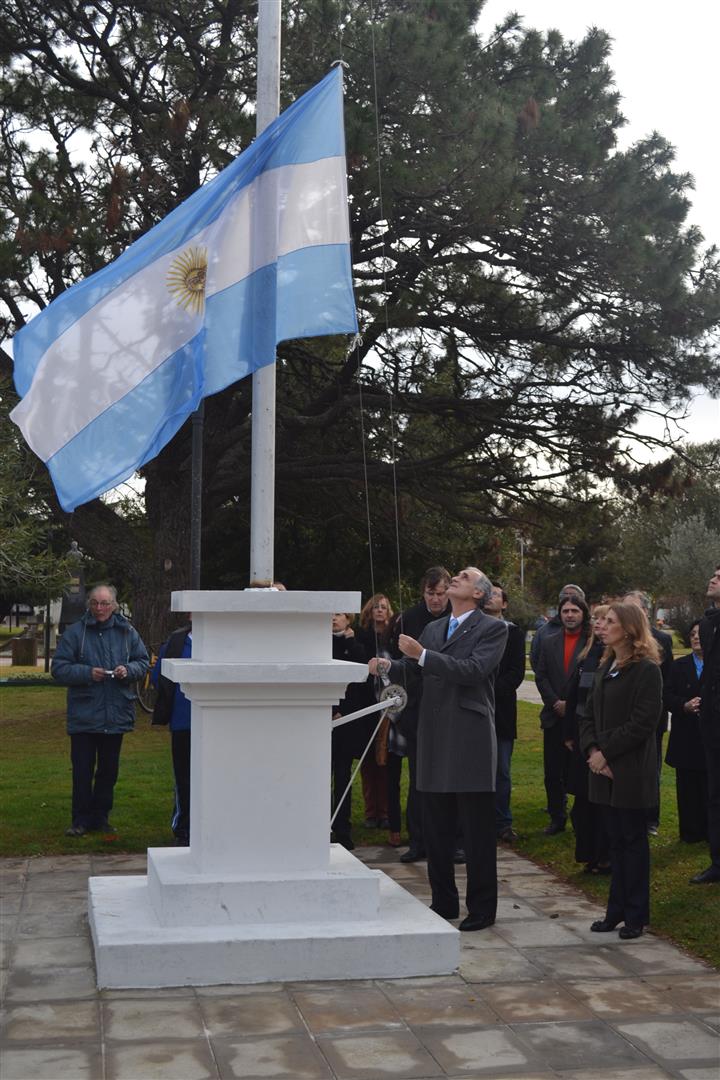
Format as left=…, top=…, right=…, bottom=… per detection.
left=625, top=589, right=651, bottom=614
left=89, top=583, right=118, bottom=602
left=472, top=570, right=493, bottom=607
left=559, top=583, right=585, bottom=601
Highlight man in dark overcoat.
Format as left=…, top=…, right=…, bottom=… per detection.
left=692, top=564, right=720, bottom=884
left=371, top=566, right=507, bottom=931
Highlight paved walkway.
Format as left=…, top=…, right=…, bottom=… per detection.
left=1, top=847, right=718, bottom=1080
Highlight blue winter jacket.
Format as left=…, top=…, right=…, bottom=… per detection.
left=52, top=612, right=149, bottom=735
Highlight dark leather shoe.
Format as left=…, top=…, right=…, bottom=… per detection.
left=399, top=847, right=426, bottom=863
left=64, top=824, right=87, bottom=837
left=590, top=918, right=620, bottom=933
left=690, top=866, right=720, bottom=884
left=543, top=821, right=566, bottom=835
left=459, top=914, right=495, bottom=932
left=453, top=848, right=466, bottom=864
left=430, top=904, right=459, bottom=920
left=619, top=926, right=643, bottom=939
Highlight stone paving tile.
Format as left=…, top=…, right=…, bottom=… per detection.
left=414, top=1023, right=542, bottom=1075
left=195, top=982, right=286, bottom=997
left=100, top=985, right=197, bottom=999
left=198, top=991, right=304, bottom=1037
left=316, top=1029, right=443, bottom=1078
left=0, top=867, right=27, bottom=892
left=103, top=996, right=207, bottom=1040
left=613, top=1018, right=720, bottom=1066
left=511, top=1020, right=649, bottom=1071
left=479, top=981, right=595, bottom=1022
left=523, top=946, right=630, bottom=980
left=378, top=978, right=497, bottom=1026
left=501, top=876, right=580, bottom=897
left=699, top=1013, right=720, bottom=1032
left=0, top=1045, right=104, bottom=1080
left=4, top=963, right=97, bottom=1001
left=454, top=927, right=509, bottom=950
left=19, top=890, right=87, bottom=914
left=106, top=1040, right=219, bottom=1079
left=292, top=985, right=404, bottom=1034
left=23, top=870, right=91, bottom=892
left=2, top=999, right=100, bottom=1040
left=0, top=894, right=22, bottom=915
left=611, top=942, right=715, bottom=978
left=212, top=1033, right=333, bottom=1079
left=11, top=933, right=93, bottom=968
left=459, top=947, right=545, bottom=983
left=528, top=896, right=606, bottom=919
left=496, top=898, right=542, bottom=922
left=91, top=853, right=148, bottom=872
left=493, top=920, right=586, bottom=948
left=677, top=1069, right=720, bottom=1079
left=643, top=975, right=720, bottom=1012
left=15, top=909, right=88, bottom=938
left=555, top=1069, right=672, bottom=1079
left=563, top=978, right=684, bottom=1017
left=26, top=855, right=91, bottom=874
left=556, top=920, right=660, bottom=947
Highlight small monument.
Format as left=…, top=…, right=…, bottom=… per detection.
left=58, top=541, right=86, bottom=635
left=88, top=590, right=459, bottom=988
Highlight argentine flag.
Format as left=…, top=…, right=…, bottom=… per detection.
left=11, top=67, right=357, bottom=512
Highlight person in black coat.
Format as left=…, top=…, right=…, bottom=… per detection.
left=389, top=566, right=451, bottom=861
left=482, top=584, right=526, bottom=842
left=579, top=602, right=663, bottom=939
left=665, top=621, right=708, bottom=843
left=691, top=564, right=720, bottom=884
left=331, top=613, right=371, bottom=851
left=624, top=591, right=673, bottom=834
left=564, top=606, right=610, bottom=873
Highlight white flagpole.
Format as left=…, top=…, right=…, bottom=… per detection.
left=249, top=0, right=281, bottom=587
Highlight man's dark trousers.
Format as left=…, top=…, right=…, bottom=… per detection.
left=423, top=791, right=497, bottom=919
left=70, top=732, right=123, bottom=829
left=171, top=730, right=191, bottom=841
left=405, top=733, right=424, bottom=851
left=543, top=723, right=568, bottom=824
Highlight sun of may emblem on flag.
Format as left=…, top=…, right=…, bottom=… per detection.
left=167, top=246, right=208, bottom=313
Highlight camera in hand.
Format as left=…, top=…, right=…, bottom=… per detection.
left=103, top=669, right=116, bottom=679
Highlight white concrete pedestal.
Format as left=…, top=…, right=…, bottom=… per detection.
left=88, top=591, right=459, bottom=987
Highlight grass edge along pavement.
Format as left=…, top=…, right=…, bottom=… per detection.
left=0, top=686, right=717, bottom=968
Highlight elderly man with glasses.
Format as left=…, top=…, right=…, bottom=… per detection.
left=52, top=584, right=149, bottom=837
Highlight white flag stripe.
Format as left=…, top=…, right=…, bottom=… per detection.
left=14, top=157, right=348, bottom=462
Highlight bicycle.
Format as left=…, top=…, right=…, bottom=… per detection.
left=134, top=647, right=159, bottom=714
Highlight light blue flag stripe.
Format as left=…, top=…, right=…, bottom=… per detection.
left=13, top=68, right=348, bottom=398
left=12, top=67, right=358, bottom=511
left=44, top=244, right=355, bottom=511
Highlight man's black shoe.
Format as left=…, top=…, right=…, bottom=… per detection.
left=618, top=925, right=643, bottom=939
left=497, top=827, right=518, bottom=843
left=590, top=918, right=620, bottom=933
left=543, top=821, right=566, bottom=836
left=453, top=848, right=466, bottom=864
left=459, top=914, right=495, bottom=932
left=429, top=904, right=459, bottom=920
left=64, top=824, right=88, bottom=837
left=399, top=847, right=426, bottom=863
left=690, top=865, right=720, bottom=884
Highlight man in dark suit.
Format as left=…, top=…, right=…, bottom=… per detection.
left=484, top=584, right=527, bottom=842
left=664, top=621, right=707, bottom=843
left=624, top=591, right=674, bottom=834
left=371, top=566, right=507, bottom=931
left=692, top=563, right=720, bottom=884
left=535, top=595, right=589, bottom=834
left=389, top=566, right=451, bottom=863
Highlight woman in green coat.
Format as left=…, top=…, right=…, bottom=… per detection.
left=578, top=602, right=662, bottom=939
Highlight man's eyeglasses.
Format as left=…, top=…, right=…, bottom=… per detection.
left=90, top=600, right=113, bottom=607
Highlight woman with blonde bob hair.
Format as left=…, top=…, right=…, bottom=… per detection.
left=578, top=602, right=663, bottom=940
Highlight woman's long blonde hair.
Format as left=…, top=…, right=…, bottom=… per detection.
left=578, top=603, right=608, bottom=662
left=359, top=593, right=394, bottom=631
left=602, top=602, right=661, bottom=669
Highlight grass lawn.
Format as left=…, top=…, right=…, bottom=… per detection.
left=1, top=687, right=717, bottom=967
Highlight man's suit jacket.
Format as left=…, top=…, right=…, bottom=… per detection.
left=535, top=627, right=587, bottom=730
left=494, top=621, right=527, bottom=742
left=664, top=653, right=705, bottom=771
left=389, top=608, right=508, bottom=793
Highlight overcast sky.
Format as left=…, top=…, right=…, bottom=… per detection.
left=478, top=0, right=719, bottom=448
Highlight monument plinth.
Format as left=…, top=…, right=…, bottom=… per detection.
left=88, top=591, right=459, bottom=987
